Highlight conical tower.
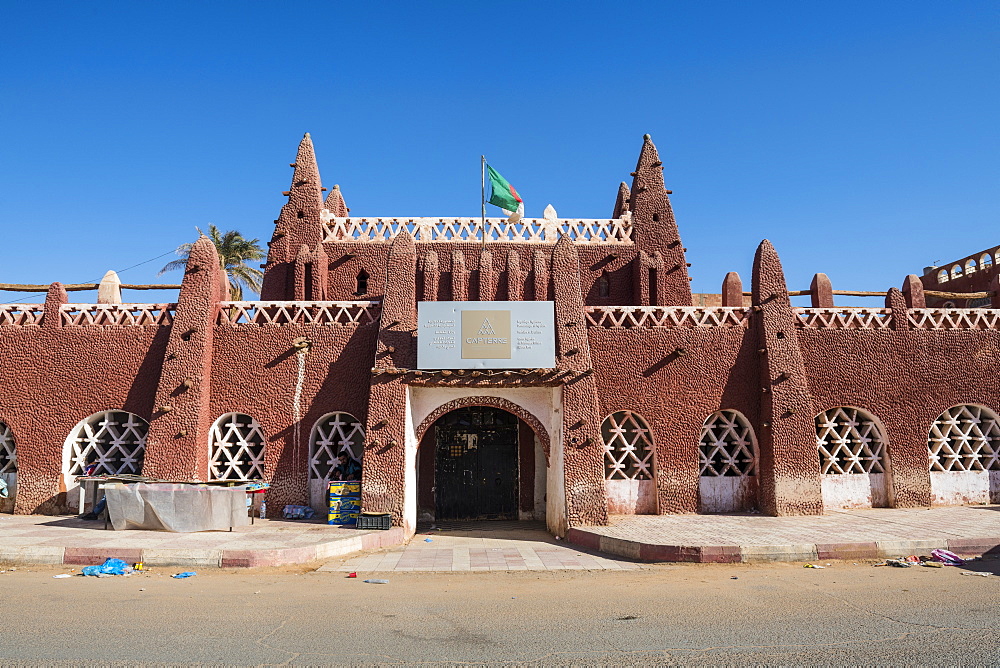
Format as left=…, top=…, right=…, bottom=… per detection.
left=628, top=134, right=692, bottom=306
left=260, top=133, right=326, bottom=299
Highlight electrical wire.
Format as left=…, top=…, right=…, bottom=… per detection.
left=1, top=248, right=180, bottom=305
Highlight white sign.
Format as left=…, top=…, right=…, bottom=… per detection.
left=417, top=301, right=556, bottom=370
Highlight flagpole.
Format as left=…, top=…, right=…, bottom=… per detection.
left=481, top=155, right=487, bottom=251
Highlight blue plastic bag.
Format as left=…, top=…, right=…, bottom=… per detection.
left=171, top=571, right=197, bottom=579
left=82, top=558, right=130, bottom=576
left=282, top=504, right=315, bottom=519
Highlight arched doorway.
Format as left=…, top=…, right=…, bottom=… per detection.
left=429, top=406, right=520, bottom=521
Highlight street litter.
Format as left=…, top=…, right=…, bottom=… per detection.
left=282, top=504, right=315, bottom=519
left=960, top=571, right=994, bottom=577
left=424, top=538, right=433, bottom=542
left=886, top=559, right=912, bottom=568
left=364, top=579, right=389, bottom=584
left=804, top=564, right=825, bottom=569
left=931, top=549, right=964, bottom=565
left=52, top=574, right=73, bottom=579
left=171, top=571, right=197, bottom=579
left=346, top=572, right=357, bottom=578
left=82, top=558, right=132, bottom=577
left=922, top=561, right=943, bottom=568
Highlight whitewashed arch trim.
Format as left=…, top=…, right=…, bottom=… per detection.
left=700, top=410, right=757, bottom=477
left=0, top=422, right=15, bottom=474
left=602, top=411, right=654, bottom=481
left=64, top=411, right=148, bottom=476
left=815, top=407, right=886, bottom=474
left=928, top=405, right=1000, bottom=472
left=308, top=412, right=365, bottom=481
left=209, top=413, right=267, bottom=480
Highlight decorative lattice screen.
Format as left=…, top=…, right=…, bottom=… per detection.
left=928, top=405, right=1000, bottom=472
left=700, top=410, right=757, bottom=476
left=815, top=407, right=886, bottom=474
left=66, top=411, right=148, bottom=476
left=602, top=411, right=654, bottom=480
left=309, top=412, right=364, bottom=481
left=209, top=413, right=267, bottom=480
left=0, top=422, right=15, bottom=474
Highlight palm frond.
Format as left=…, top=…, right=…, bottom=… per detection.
left=160, top=225, right=266, bottom=298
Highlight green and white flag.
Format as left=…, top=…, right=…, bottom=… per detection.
left=487, top=165, right=523, bottom=213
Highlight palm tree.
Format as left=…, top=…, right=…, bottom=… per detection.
left=160, top=225, right=265, bottom=301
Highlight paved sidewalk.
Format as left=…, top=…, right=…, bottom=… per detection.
left=568, top=505, right=1000, bottom=563
left=0, top=514, right=404, bottom=568
left=328, top=521, right=642, bottom=572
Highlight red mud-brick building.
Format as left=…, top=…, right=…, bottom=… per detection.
left=1, top=133, right=998, bottom=536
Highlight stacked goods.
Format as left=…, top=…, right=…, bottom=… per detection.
left=328, top=480, right=361, bottom=525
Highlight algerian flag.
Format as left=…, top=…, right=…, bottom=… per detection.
left=487, top=165, right=523, bottom=213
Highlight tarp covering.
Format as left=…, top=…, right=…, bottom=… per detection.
left=104, top=483, right=250, bottom=532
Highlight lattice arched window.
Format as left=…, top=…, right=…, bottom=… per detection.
left=966, top=259, right=977, bottom=275
left=700, top=410, right=757, bottom=476
left=65, top=411, right=148, bottom=476
left=982, top=254, right=993, bottom=270
left=815, top=407, right=886, bottom=474
left=951, top=265, right=963, bottom=279
left=602, top=411, right=654, bottom=480
left=0, top=422, right=15, bottom=474
left=209, top=413, right=267, bottom=480
left=928, top=405, right=1000, bottom=472
left=309, top=412, right=364, bottom=482
left=937, top=269, right=949, bottom=284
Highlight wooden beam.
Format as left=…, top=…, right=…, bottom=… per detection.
left=0, top=283, right=181, bottom=292
left=924, top=289, right=992, bottom=299
left=741, top=289, right=994, bottom=299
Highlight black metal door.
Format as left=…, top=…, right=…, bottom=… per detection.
left=434, top=407, right=518, bottom=520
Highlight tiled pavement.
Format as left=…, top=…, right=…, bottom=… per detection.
left=0, top=514, right=405, bottom=568
left=567, top=505, right=1000, bottom=563
left=4, top=506, right=1000, bottom=570
left=329, top=521, right=642, bottom=572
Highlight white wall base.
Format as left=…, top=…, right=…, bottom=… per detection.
left=821, top=472, right=888, bottom=510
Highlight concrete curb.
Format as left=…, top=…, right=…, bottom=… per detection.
left=0, top=527, right=408, bottom=569
left=565, top=528, right=1000, bottom=563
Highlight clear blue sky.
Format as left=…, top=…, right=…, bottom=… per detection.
left=1, top=1, right=997, bottom=305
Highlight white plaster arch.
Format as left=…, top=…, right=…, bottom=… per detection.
left=814, top=406, right=892, bottom=510
left=61, top=410, right=149, bottom=512
left=405, top=386, right=565, bottom=536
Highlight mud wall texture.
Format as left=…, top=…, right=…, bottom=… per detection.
left=208, top=321, right=378, bottom=511
left=588, top=324, right=759, bottom=515
left=0, top=288, right=168, bottom=513
left=8, top=131, right=1000, bottom=529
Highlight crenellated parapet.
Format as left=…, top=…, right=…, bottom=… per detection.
left=320, top=214, right=634, bottom=244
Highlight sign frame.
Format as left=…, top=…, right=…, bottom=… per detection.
left=417, top=301, right=556, bottom=370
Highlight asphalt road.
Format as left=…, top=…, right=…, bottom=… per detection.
left=1, top=558, right=998, bottom=665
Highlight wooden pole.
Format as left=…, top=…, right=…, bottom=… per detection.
left=0, top=283, right=181, bottom=292
left=481, top=155, right=487, bottom=252
left=740, top=289, right=993, bottom=299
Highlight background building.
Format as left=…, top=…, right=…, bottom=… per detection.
left=1, top=134, right=998, bottom=535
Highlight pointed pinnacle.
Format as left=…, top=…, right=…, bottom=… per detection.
left=635, top=133, right=661, bottom=171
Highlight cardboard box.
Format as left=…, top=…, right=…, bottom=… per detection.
left=327, top=511, right=360, bottom=526
left=328, top=481, right=361, bottom=496
left=328, top=497, right=362, bottom=513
